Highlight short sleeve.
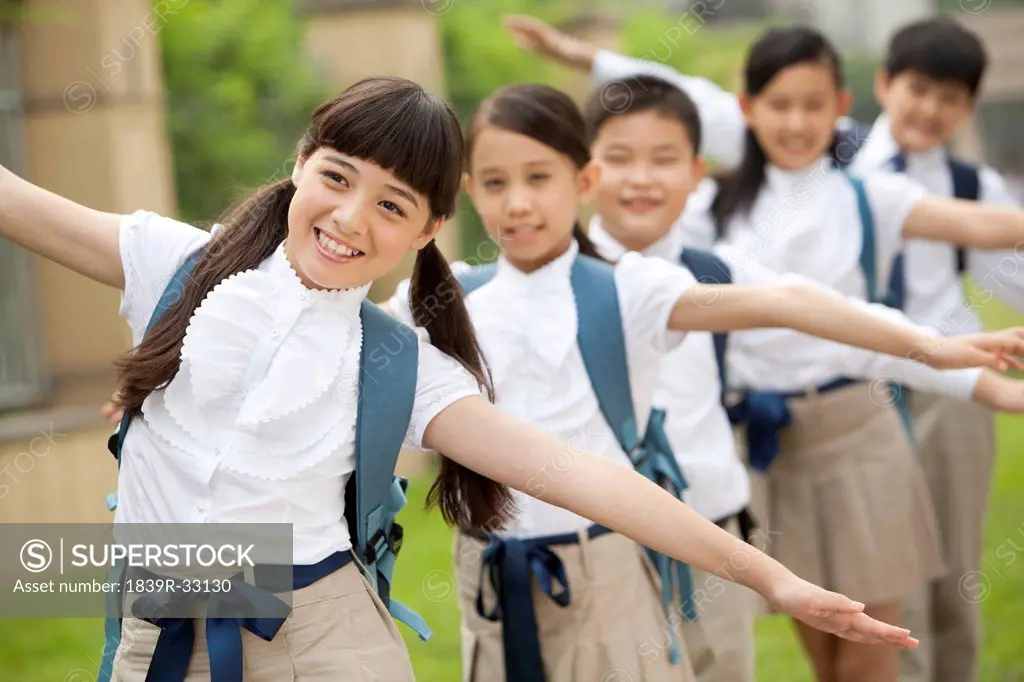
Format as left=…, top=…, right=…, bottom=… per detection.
left=862, top=171, right=928, bottom=253
left=404, top=328, right=483, bottom=451
left=119, top=210, right=212, bottom=345
left=614, top=251, right=697, bottom=356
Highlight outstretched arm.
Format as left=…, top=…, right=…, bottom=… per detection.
left=667, top=281, right=1024, bottom=372
left=902, top=194, right=1024, bottom=250
left=425, top=395, right=918, bottom=648
left=502, top=14, right=747, bottom=169
left=0, top=164, right=124, bottom=287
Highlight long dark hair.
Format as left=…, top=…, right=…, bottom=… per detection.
left=113, top=77, right=514, bottom=533
left=710, top=26, right=845, bottom=236
left=465, top=83, right=605, bottom=260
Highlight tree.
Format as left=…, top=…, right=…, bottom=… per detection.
left=158, top=0, right=326, bottom=224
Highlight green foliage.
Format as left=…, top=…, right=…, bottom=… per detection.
left=158, top=0, right=327, bottom=224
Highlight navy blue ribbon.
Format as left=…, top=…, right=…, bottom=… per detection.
left=474, top=526, right=610, bottom=682
left=133, top=550, right=352, bottom=682
left=731, top=378, right=858, bottom=473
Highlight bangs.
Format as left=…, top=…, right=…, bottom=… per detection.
left=307, top=77, right=464, bottom=219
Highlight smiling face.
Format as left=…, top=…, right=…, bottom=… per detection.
left=590, top=109, right=705, bottom=251
left=743, top=62, right=851, bottom=171
left=284, top=148, right=440, bottom=291
left=465, top=125, right=597, bottom=273
left=875, top=69, right=974, bottom=152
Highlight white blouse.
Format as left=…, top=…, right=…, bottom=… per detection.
left=678, top=164, right=932, bottom=391
left=114, top=211, right=482, bottom=565
left=388, top=239, right=696, bottom=539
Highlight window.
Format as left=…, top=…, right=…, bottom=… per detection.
left=0, top=25, right=48, bottom=411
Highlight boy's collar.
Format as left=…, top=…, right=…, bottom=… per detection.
left=857, top=114, right=949, bottom=171
left=587, top=214, right=684, bottom=262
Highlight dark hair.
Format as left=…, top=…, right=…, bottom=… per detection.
left=884, top=18, right=987, bottom=96
left=583, top=74, right=703, bottom=156
left=710, top=26, right=844, bottom=236
left=113, top=76, right=514, bottom=533
left=465, top=83, right=605, bottom=260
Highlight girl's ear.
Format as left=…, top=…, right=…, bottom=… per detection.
left=837, top=88, right=853, bottom=118
left=578, top=160, right=602, bottom=204
left=462, top=172, right=476, bottom=201
left=411, top=217, right=445, bottom=252
left=739, top=94, right=754, bottom=127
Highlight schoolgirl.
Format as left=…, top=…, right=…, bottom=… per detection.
left=382, top=82, right=1024, bottom=682
left=576, top=72, right=1024, bottom=682
left=0, top=75, right=941, bottom=682
left=509, top=18, right=1024, bottom=682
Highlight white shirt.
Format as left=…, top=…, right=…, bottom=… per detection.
left=676, top=162, right=945, bottom=391
left=849, top=114, right=1024, bottom=334
left=388, top=240, right=696, bottom=539
left=588, top=217, right=980, bottom=520
left=115, top=210, right=482, bottom=565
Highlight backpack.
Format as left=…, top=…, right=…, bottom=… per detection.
left=98, top=246, right=427, bottom=681
left=677, top=249, right=736, bottom=417
left=456, top=254, right=696, bottom=663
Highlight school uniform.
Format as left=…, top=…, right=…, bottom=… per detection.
left=388, top=239, right=699, bottom=682
left=588, top=216, right=987, bottom=682
left=109, top=210, right=483, bottom=681
left=851, top=115, right=1024, bottom=682
left=673, top=165, right=957, bottom=607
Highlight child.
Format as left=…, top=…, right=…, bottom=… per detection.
left=847, top=21, right=1024, bottom=682
left=508, top=18, right=1024, bottom=682
left=0, top=76, right=952, bottom=682
left=580, top=72, right=1024, bottom=682
left=382, top=81, right=1024, bottom=682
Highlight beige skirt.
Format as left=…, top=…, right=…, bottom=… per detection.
left=454, top=529, right=697, bottom=682
left=759, top=383, right=946, bottom=605
left=110, top=561, right=414, bottom=681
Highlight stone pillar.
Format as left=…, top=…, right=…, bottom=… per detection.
left=299, top=0, right=459, bottom=303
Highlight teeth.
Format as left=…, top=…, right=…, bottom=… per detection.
left=317, top=229, right=362, bottom=257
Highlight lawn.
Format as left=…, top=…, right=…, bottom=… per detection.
left=1, top=301, right=1022, bottom=682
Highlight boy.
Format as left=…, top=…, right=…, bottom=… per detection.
left=508, top=16, right=1024, bottom=682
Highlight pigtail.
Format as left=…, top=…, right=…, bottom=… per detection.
left=411, top=240, right=516, bottom=533
left=113, top=179, right=296, bottom=415
left=572, top=221, right=610, bottom=262
left=709, top=129, right=768, bottom=238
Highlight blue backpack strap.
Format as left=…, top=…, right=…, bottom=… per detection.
left=832, top=120, right=871, bottom=169
left=570, top=255, right=694, bottom=663
left=350, top=300, right=429, bottom=639
left=456, top=263, right=498, bottom=295
left=949, top=158, right=980, bottom=274
left=98, top=246, right=205, bottom=682
left=678, top=248, right=733, bottom=408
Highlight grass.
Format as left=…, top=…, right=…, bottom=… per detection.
left=1, top=300, right=1022, bottom=681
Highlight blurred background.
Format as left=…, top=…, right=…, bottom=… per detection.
left=0, top=0, right=1022, bottom=680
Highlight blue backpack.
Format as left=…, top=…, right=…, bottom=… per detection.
left=98, top=246, right=428, bottom=681
left=456, top=254, right=696, bottom=662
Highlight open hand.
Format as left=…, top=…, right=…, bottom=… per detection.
left=768, top=575, right=918, bottom=649
left=502, top=15, right=596, bottom=69
left=915, top=327, right=1024, bottom=372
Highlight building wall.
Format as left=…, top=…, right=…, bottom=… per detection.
left=0, top=0, right=179, bottom=524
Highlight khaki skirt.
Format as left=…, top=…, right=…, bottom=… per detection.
left=454, top=529, right=697, bottom=682
left=759, top=383, right=945, bottom=606
left=110, top=561, right=414, bottom=681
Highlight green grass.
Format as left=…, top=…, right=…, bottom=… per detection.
left=2, top=300, right=1022, bottom=682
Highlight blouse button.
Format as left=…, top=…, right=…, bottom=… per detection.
left=299, top=291, right=308, bottom=301
left=270, top=329, right=279, bottom=338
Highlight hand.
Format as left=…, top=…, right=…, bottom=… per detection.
left=767, top=575, right=918, bottom=649
left=502, top=15, right=596, bottom=69
left=101, top=392, right=124, bottom=424
left=914, top=328, right=1024, bottom=372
